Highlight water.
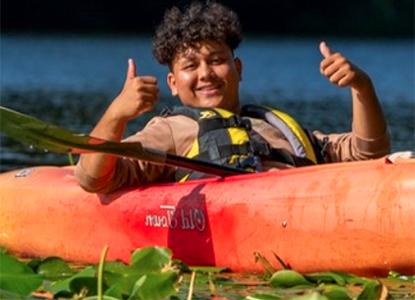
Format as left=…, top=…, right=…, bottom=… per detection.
left=1, top=34, right=414, bottom=172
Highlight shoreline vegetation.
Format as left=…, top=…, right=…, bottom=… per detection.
left=2, top=1, right=414, bottom=37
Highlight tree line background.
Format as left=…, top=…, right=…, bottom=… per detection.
left=1, top=0, right=414, bottom=37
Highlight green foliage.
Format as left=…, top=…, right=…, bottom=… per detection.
left=47, top=246, right=180, bottom=299
left=130, top=246, right=172, bottom=272
left=0, top=248, right=412, bottom=299
left=305, top=272, right=348, bottom=286
left=356, top=280, right=382, bottom=300
left=129, top=271, right=179, bottom=300
left=270, top=270, right=312, bottom=288
left=48, top=266, right=96, bottom=296
left=35, top=256, right=76, bottom=280
left=388, top=270, right=415, bottom=283
left=320, top=285, right=351, bottom=300
left=0, top=252, right=43, bottom=296
left=189, top=266, right=228, bottom=273
left=289, top=292, right=329, bottom=300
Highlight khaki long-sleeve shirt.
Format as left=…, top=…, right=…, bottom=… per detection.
left=75, top=115, right=390, bottom=193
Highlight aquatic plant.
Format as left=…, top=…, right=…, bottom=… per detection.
left=0, top=247, right=413, bottom=299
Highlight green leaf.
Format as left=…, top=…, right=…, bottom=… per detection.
left=320, top=285, right=351, bottom=300
left=69, top=276, right=100, bottom=296
left=305, top=272, right=347, bottom=286
left=36, top=257, right=75, bottom=281
left=130, top=247, right=172, bottom=273
left=270, top=270, right=312, bottom=288
left=130, top=271, right=179, bottom=300
left=0, top=288, right=26, bottom=299
left=101, top=261, right=133, bottom=287
left=104, top=271, right=144, bottom=299
left=128, top=275, right=147, bottom=299
left=356, top=280, right=382, bottom=300
left=104, top=261, right=131, bottom=275
left=0, top=252, right=43, bottom=296
left=47, top=265, right=96, bottom=295
left=387, top=270, right=415, bottom=282
left=340, top=273, right=371, bottom=286
left=289, top=292, right=329, bottom=300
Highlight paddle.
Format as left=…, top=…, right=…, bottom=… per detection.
left=0, top=106, right=248, bottom=177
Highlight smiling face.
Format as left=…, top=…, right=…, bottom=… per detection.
left=167, top=41, right=242, bottom=113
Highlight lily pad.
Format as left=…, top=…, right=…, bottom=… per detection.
left=0, top=252, right=43, bottom=296
left=320, top=285, right=351, bottom=300
left=270, top=270, right=312, bottom=288
left=130, top=246, right=172, bottom=273
left=36, top=257, right=75, bottom=280
left=47, top=265, right=96, bottom=295
left=130, top=271, right=179, bottom=300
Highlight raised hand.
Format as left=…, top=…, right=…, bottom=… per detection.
left=319, top=41, right=370, bottom=90
left=111, top=59, right=159, bottom=121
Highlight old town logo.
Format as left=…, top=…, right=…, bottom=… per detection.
left=145, top=205, right=206, bottom=231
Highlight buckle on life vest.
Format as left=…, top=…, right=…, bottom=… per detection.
left=226, top=116, right=251, bottom=130
left=248, top=141, right=271, bottom=157
left=236, top=154, right=262, bottom=172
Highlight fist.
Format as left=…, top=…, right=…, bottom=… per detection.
left=319, top=41, right=370, bottom=89
left=112, top=59, right=159, bottom=121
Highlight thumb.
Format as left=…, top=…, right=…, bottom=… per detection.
left=126, top=58, right=137, bottom=80
left=319, top=41, right=332, bottom=58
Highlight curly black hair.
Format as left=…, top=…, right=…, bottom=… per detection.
left=152, top=2, right=242, bottom=67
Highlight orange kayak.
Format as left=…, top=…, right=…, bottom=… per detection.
left=0, top=156, right=414, bottom=276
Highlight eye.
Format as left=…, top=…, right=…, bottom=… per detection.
left=211, top=57, right=224, bottom=64
left=182, top=62, right=196, bottom=70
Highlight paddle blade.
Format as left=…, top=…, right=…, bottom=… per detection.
left=1, top=106, right=93, bottom=154
left=0, top=106, right=151, bottom=161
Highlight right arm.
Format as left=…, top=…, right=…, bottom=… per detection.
left=75, top=59, right=159, bottom=191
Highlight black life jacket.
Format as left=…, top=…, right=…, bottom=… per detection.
left=161, top=104, right=325, bottom=181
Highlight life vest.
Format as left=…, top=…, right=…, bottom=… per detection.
left=162, top=104, right=324, bottom=181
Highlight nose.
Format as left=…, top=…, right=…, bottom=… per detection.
left=199, top=62, right=215, bottom=80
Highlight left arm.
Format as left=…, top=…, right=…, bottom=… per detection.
left=319, top=41, right=390, bottom=160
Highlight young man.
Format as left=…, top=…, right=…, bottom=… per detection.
left=75, top=2, right=390, bottom=193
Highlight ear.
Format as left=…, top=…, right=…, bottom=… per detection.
left=167, top=72, right=178, bottom=96
left=234, top=57, right=242, bottom=81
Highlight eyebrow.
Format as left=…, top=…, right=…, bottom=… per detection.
left=179, top=49, right=228, bottom=61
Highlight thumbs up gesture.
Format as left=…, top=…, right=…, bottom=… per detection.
left=319, top=41, right=370, bottom=90
left=111, top=59, right=159, bottom=122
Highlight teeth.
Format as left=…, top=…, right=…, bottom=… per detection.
left=198, top=85, right=218, bottom=90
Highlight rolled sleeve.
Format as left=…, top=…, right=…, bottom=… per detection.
left=313, top=127, right=390, bottom=163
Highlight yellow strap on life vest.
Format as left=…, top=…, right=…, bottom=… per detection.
left=267, top=107, right=317, bottom=164
left=213, top=108, right=250, bottom=165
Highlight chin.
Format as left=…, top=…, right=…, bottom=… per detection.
left=199, top=98, right=224, bottom=109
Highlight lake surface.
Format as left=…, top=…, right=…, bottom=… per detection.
left=1, top=34, right=414, bottom=171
